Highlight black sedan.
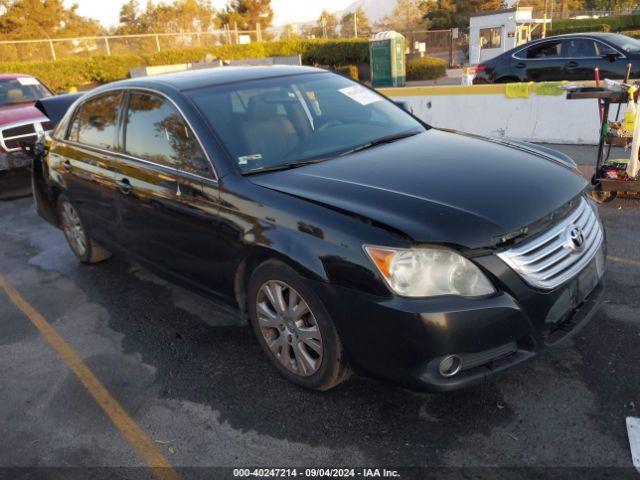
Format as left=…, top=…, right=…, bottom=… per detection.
left=473, top=32, right=640, bottom=84
left=32, top=66, right=606, bottom=391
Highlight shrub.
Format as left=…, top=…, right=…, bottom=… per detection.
left=405, top=57, right=447, bottom=81
left=0, top=39, right=371, bottom=92
left=551, top=13, right=640, bottom=35
left=335, top=65, right=359, bottom=80
left=550, top=23, right=610, bottom=35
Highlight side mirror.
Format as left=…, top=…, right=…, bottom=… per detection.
left=600, top=49, right=620, bottom=62
left=394, top=101, right=413, bottom=113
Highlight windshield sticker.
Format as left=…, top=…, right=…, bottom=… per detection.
left=17, top=77, right=39, bottom=86
left=338, top=85, right=381, bottom=106
left=238, top=154, right=262, bottom=165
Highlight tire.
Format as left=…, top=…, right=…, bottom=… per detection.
left=496, top=76, right=520, bottom=84
left=248, top=259, right=350, bottom=391
left=590, top=189, right=617, bottom=204
left=57, top=194, right=112, bottom=264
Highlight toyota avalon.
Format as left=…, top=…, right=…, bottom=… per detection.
left=32, top=66, right=606, bottom=391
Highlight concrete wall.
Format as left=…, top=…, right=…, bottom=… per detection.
left=381, top=85, right=625, bottom=145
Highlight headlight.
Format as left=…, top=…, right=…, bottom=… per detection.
left=364, top=246, right=496, bottom=298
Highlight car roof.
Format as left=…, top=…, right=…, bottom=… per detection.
left=541, top=32, right=620, bottom=41
left=95, top=65, right=326, bottom=94
left=0, top=74, right=36, bottom=80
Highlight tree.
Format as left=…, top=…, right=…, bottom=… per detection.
left=340, top=7, right=372, bottom=38
left=377, top=0, right=429, bottom=32
left=218, top=0, right=273, bottom=31
left=422, top=0, right=505, bottom=29
left=518, top=0, right=584, bottom=14
left=0, top=0, right=104, bottom=39
left=117, top=0, right=218, bottom=34
left=313, top=10, right=339, bottom=38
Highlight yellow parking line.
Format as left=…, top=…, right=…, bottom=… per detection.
left=608, top=255, right=640, bottom=268
left=0, top=274, right=179, bottom=480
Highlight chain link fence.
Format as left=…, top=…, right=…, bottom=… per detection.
left=0, top=27, right=271, bottom=63
left=398, top=29, right=469, bottom=68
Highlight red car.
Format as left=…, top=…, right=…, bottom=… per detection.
left=0, top=74, right=54, bottom=181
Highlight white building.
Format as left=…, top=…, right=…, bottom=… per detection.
left=469, top=7, right=549, bottom=65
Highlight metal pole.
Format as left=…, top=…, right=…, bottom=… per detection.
left=104, top=37, right=111, bottom=56
left=49, top=39, right=56, bottom=60
left=257, top=22, right=262, bottom=42
left=542, top=0, right=548, bottom=38
left=449, top=29, right=454, bottom=68
left=155, top=34, right=161, bottom=52
left=354, top=11, right=358, bottom=38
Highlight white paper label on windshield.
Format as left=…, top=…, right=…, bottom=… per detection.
left=238, top=154, right=262, bottom=165
left=338, top=85, right=381, bottom=106
left=17, top=77, right=39, bottom=86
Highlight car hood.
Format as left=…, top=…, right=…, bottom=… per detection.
left=249, top=129, right=587, bottom=249
left=0, top=102, right=46, bottom=126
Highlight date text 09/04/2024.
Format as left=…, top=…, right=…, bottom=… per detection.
left=232, top=468, right=401, bottom=478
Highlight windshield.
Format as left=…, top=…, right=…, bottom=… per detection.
left=607, top=34, right=640, bottom=52
left=0, top=78, right=51, bottom=107
left=188, top=72, right=425, bottom=173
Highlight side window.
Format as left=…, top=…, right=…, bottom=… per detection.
left=563, top=38, right=598, bottom=58
left=479, top=27, right=502, bottom=49
left=124, top=92, right=211, bottom=177
left=68, top=92, right=123, bottom=149
left=525, top=41, right=562, bottom=59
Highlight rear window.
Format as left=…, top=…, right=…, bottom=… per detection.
left=68, top=92, right=123, bottom=150
left=0, top=78, right=51, bottom=107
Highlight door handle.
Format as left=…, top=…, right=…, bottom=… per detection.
left=116, top=177, right=133, bottom=195
left=62, top=160, right=72, bottom=172
left=566, top=61, right=579, bottom=69
left=515, top=62, right=526, bottom=69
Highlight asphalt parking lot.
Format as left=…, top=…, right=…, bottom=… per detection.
left=1, top=145, right=640, bottom=480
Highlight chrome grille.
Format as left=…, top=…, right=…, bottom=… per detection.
left=497, top=197, right=603, bottom=290
left=0, top=117, right=50, bottom=152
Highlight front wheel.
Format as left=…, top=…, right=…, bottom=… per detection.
left=248, top=260, right=350, bottom=391
left=57, top=194, right=112, bottom=264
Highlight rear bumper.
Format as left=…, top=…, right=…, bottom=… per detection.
left=312, top=252, right=606, bottom=392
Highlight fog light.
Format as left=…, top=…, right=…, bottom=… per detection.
left=438, top=355, right=462, bottom=377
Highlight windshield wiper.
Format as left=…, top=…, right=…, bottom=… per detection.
left=244, top=129, right=422, bottom=175
left=244, top=158, right=328, bottom=175
left=337, top=130, right=421, bottom=157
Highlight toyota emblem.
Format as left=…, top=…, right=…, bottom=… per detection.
left=565, top=225, right=585, bottom=252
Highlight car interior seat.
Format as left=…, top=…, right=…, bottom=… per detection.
left=241, top=94, right=300, bottom=164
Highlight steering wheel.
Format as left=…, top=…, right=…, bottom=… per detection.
left=318, top=120, right=343, bottom=131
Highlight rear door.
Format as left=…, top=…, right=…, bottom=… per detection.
left=516, top=40, right=564, bottom=81
left=113, top=90, right=224, bottom=292
left=50, top=91, right=123, bottom=244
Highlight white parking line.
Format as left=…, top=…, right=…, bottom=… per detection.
left=627, top=417, right=640, bottom=473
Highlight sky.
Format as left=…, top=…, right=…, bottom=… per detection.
left=66, top=0, right=356, bottom=28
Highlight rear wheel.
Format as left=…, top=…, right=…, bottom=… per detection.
left=248, top=260, right=350, bottom=391
left=57, top=194, right=112, bottom=264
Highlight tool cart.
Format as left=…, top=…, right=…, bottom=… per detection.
left=566, top=84, right=640, bottom=203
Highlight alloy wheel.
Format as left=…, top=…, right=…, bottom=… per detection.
left=256, top=280, right=323, bottom=377
left=60, top=200, right=87, bottom=257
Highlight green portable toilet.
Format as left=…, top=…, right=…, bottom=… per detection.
left=369, top=31, right=406, bottom=88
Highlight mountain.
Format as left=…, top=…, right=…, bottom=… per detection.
left=335, top=0, right=398, bottom=24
